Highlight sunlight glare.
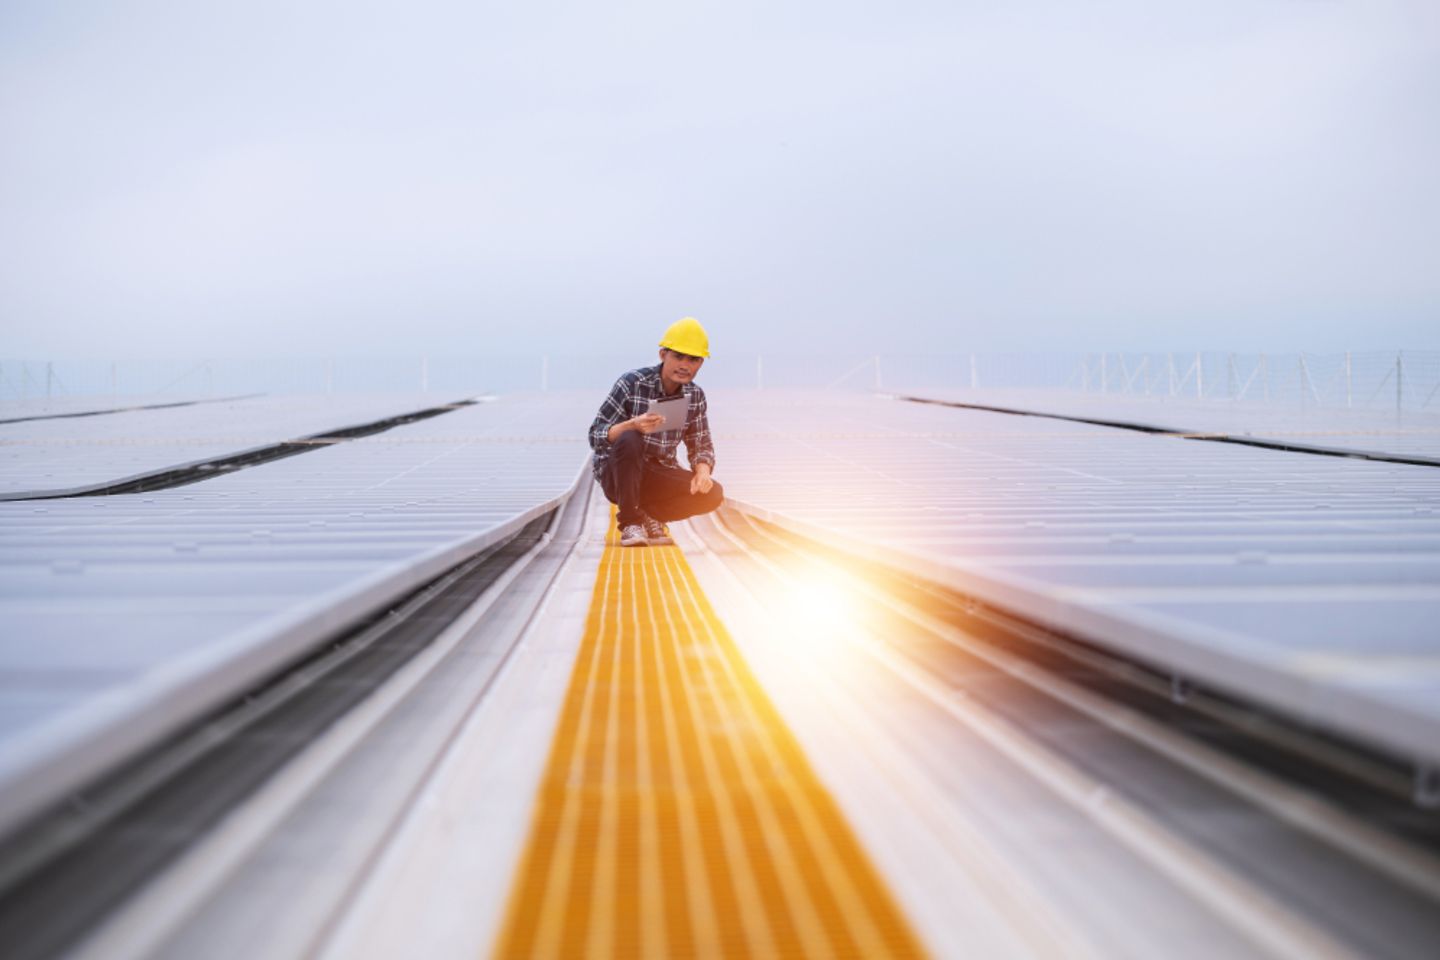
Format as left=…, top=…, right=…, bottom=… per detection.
left=776, top=567, right=864, bottom=667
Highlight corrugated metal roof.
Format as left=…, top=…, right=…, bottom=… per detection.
left=707, top=389, right=1440, bottom=767
left=0, top=392, right=593, bottom=833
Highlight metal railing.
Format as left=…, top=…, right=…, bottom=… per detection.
left=1068, top=351, right=1440, bottom=415
left=4, top=351, right=1437, bottom=414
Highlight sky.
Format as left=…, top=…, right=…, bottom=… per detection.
left=2, top=0, right=1438, bottom=362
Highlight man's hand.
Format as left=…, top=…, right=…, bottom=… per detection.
left=631, top=413, right=665, bottom=435
left=690, top=464, right=714, bottom=495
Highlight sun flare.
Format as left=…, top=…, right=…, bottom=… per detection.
left=775, top=568, right=865, bottom=665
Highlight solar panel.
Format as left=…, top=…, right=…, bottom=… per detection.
left=897, top=387, right=1440, bottom=462
left=0, top=392, right=594, bottom=833
left=706, top=389, right=1440, bottom=769
left=0, top=394, right=476, bottom=499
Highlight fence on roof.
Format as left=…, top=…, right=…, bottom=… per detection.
left=2, top=350, right=1437, bottom=415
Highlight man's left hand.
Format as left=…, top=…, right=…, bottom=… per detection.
left=690, top=465, right=713, bottom=495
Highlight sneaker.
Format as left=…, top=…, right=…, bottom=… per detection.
left=643, top=517, right=673, bottom=546
left=619, top=524, right=648, bottom=547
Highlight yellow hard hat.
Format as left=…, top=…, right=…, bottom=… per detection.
left=659, top=316, right=710, bottom=358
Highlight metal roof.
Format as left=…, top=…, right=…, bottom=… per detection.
left=0, top=393, right=474, bottom=499
left=707, top=389, right=1440, bottom=767
left=4, top=383, right=1440, bottom=960
left=7, top=382, right=1438, bottom=834
left=0, top=392, right=593, bottom=834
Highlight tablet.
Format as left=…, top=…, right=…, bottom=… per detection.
left=646, top=395, right=688, bottom=433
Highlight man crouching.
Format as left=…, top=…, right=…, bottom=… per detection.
left=588, top=316, right=724, bottom=546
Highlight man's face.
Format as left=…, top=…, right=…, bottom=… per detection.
left=660, top=348, right=704, bottom=387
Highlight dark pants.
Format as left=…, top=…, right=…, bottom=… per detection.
left=598, top=431, right=725, bottom=528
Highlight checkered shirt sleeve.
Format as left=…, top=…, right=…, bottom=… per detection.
left=683, top=389, right=715, bottom=470
left=588, top=367, right=716, bottom=475
left=588, top=372, right=636, bottom=455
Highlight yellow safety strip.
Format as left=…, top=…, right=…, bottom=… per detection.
left=493, top=513, right=926, bottom=959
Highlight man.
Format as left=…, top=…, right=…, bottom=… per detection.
left=589, top=316, right=724, bottom=547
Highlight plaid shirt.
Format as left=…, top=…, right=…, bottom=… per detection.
left=589, top=365, right=716, bottom=481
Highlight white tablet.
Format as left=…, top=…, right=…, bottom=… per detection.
left=646, top=395, right=688, bottom=433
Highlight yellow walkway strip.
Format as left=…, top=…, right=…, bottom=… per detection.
left=493, top=515, right=927, bottom=958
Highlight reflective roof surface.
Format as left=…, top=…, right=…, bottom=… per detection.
left=0, top=393, right=470, bottom=499
left=898, top=387, right=1440, bottom=462
left=0, top=392, right=593, bottom=832
left=709, top=389, right=1440, bottom=766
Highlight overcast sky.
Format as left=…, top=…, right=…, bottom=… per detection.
left=2, top=0, right=1437, bottom=361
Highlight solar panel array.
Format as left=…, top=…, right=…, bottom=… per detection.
left=0, top=393, right=469, bottom=499
left=0, top=394, right=244, bottom=424
left=707, top=389, right=1440, bottom=769
left=0, top=392, right=594, bottom=833
left=899, top=387, right=1440, bottom=462
left=7, top=382, right=1438, bottom=835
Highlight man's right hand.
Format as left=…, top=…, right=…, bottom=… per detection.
left=631, top=413, right=665, bottom=435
